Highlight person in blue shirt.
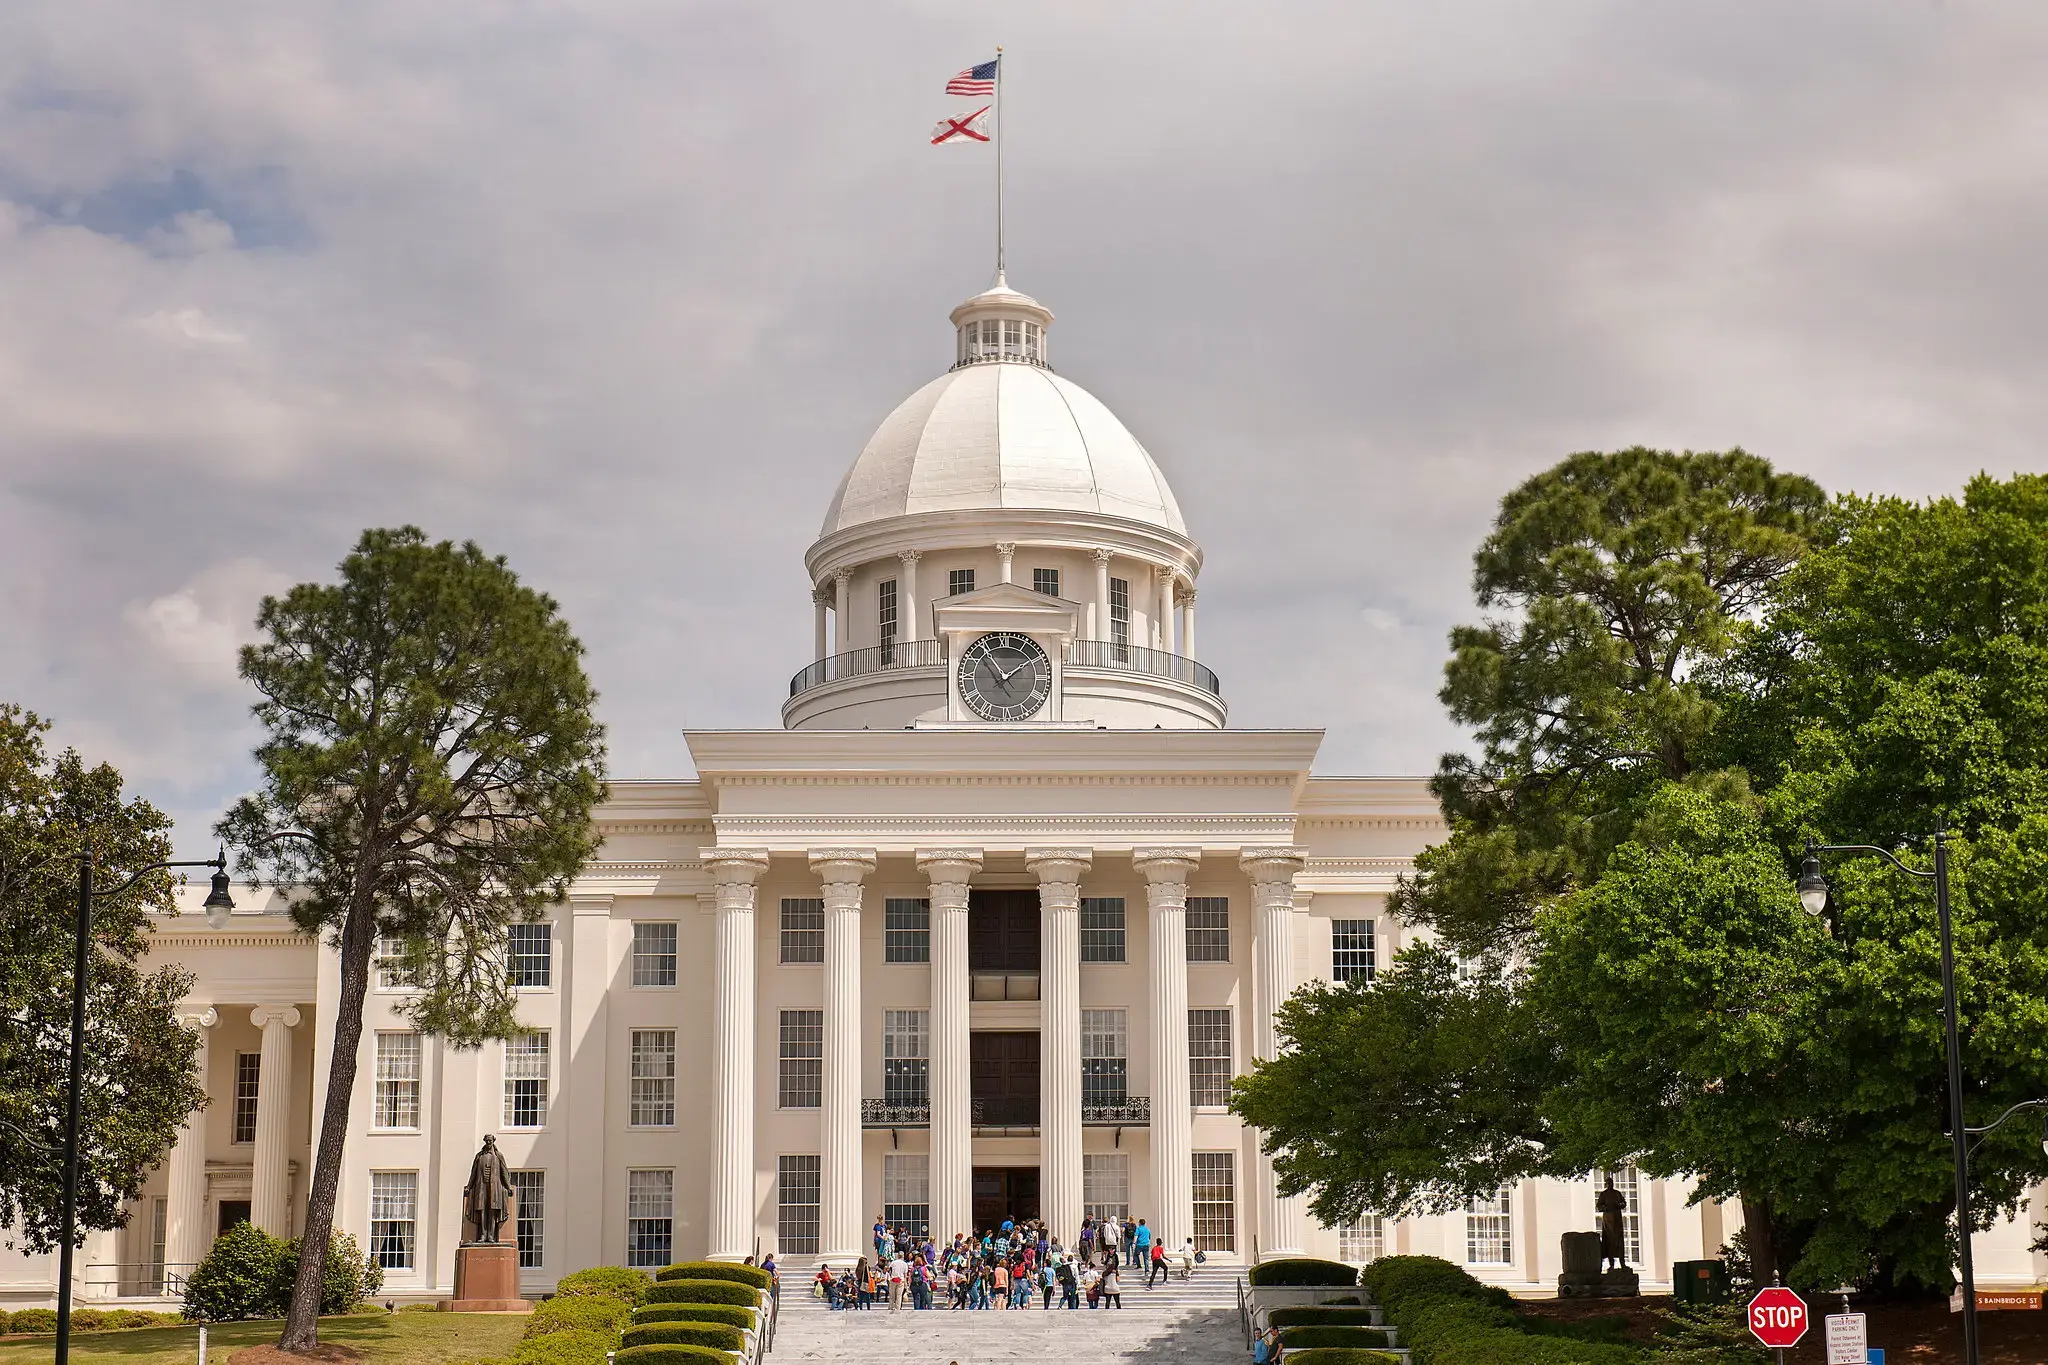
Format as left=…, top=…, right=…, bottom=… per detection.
left=1132, top=1218, right=1152, bottom=1264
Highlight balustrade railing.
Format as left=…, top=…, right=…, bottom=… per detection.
left=787, top=636, right=1220, bottom=699
left=788, top=638, right=946, bottom=697
left=1082, top=1096, right=1152, bottom=1126
left=1065, top=639, right=1221, bottom=696
left=861, top=1098, right=932, bottom=1128
left=857, top=1094, right=1149, bottom=1129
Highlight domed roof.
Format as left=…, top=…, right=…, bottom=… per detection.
left=821, top=361, right=1187, bottom=538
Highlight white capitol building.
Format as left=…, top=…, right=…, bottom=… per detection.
left=8, top=276, right=2042, bottom=1308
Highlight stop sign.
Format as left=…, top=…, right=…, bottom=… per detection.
left=1748, top=1286, right=1811, bottom=1348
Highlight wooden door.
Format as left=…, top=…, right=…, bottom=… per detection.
left=969, top=890, right=1040, bottom=972
left=970, top=1030, right=1040, bottom=1126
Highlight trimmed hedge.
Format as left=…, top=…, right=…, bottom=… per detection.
left=656, top=1262, right=771, bottom=1290
left=1359, top=1256, right=1645, bottom=1365
left=529, top=1294, right=635, bottom=1337
left=614, top=1345, right=736, bottom=1365
left=1247, top=1257, right=1359, bottom=1287
left=1284, top=1352, right=1401, bottom=1365
left=1359, top=1254, right=1510, bottom=1309
left=5, top=1310, right=58, bottom=1335
left=621, top=1322, right=745, bottom=1352
left=556, top=1265, right=652, bottom=1305
left=1281, top=1325, right=1397, bottom=1350
left=510, top=1327, right=616, bottom=1365
left=633, top=1304, right=757, bottom=1332
left=1267, top=1307, right=1383, bottom=1328
left=645, top=1280, right=757, bottom=1307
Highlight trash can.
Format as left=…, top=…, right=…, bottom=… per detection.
left=1671, top=1260, right=1730, bottom=1304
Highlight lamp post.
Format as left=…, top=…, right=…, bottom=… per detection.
left=55, top=850, right=234, bottom=1365
left=1795, top=828, right=1982, bottom=1365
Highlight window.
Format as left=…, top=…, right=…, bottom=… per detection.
left=1189, top=1008, right=1233, bottom=1106
left=503, top=1032, right=550, bottom=1129
left=374, top=1032, right=421, bottom=1130
left=370, top=1172, right=418, bottom=1270
left=1080, top=897, right=1126, bottom=963
left=1594, top=1166, right=1643, bottom=1266
left=1110, top=577, right=1131, bottom=649
left=878, top=579, right=898, bottom=659
left=630, top=1029, right=677, bottom=1127
left=778, top=1156, right=821, bottom=1254
left=883, top=1010, right=929, bottom=1106
left=1025, top=321, right=1042, bottom=361
left=1033, top=567, right=1060, bottom=597
left=1186, top=897, right=1230, bottom=962
left=1081, top=1009, right=1128, bottom=1108
left=1338, top=1216, right=1385, bottom=1265
left=948, top=568, right=975, bottom=597
left=885, top=897, right=930, bottom=963
left=232, top=1053, right=261, bottom=1144
left=1004, top=319, right=1022, bottom=356
left=147, top=1196, right=168, bottom=1294
left=1332, top=920, right=1376, bottom=984
left=507, top=923, right=552, bottom=988
left=1466, top=1186, right=1514, bottom=1264
left=1192, top=1153, right=1236, bottom=1252
left=632, top=922, right=678, bottom=987
left=1083, top=1153, right=1129, bottom=1222
left=882, top=1154, right=929, bottom=1234
left=626, top=1169, right=674, bottom=1267
left=779, top=1009, right=823, bottom=1108
left=510, top=1170, right=545, bottom=1269
left=780, top=898, right=825, bottom=964
left=374, top=934, right=410, bottom=990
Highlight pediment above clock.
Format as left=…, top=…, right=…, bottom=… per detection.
left=929, top=582, right=1080, bottom=640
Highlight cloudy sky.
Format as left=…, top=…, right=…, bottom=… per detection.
left=5, top=1, right=2046, bottom=845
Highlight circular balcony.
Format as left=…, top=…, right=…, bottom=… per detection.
left=787, top=638, right=1220, bottom=699
left=788, top=639, right=947, bottom=697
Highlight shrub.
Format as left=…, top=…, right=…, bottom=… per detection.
left=1284, top=1352, right=1402, bottom=1365
left=1360, top=1254, right=1513, bottom=1309
left=1395, top=1291, right=1643, bottom=1365
left=293, top=1229, right=383, bottom=1315
left=530, top=1294, right=633, bottom=1337
left=556, top=1266, right=652, bottom=1306
left=509, top=1327, right=616, bottom=1365
left=183, top=1221, right=292, bottom=1321
left=68, top=1309, right=106, bottom=1330
left=1281, top=1325, right=1397, bottom=1350
left=633, top=1304, right=756, bottom=1332
left=621, top=1322, right=745, bottom=1352
left=103, top=1309, right=177, bottom=1328
left=645, top=1280, right=756, bottom=1307
left=656, top=1262, right=771, bottom=1290
left=1267, top=1307, right=1384, bottom=1328
left=613, top=1345, right=736, bottom=1365
left=1247, top=1258, right=1359, bottom=1287
left=8, top=1309, right=59, bottom=1334
left=0, top=1310, right=10, bottom=1334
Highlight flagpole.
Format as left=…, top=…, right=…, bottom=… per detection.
left=995, top=46, right=1005, bottom=283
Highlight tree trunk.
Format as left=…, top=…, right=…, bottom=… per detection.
left=278, top=878, right=379, bottom=1352
left=1740, top=1190, right=1778, bottom=1287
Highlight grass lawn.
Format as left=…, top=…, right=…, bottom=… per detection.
left=0, top=1312, right=530, bottom=1365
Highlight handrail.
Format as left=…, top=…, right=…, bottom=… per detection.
left=1237, top=1276, right=1251, bottom=1347
left=759, top=1275, right=779, bottom=1359
left=1065, top=639, right=1221, bottom=696
left=81, top=1263, right=194, bottom=1297
left=789, top=639, right=946, bottom=697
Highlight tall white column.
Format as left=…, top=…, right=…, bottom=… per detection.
left=899, top=550, right=922, bottom=644
left=1028, top=847, right=1091, bottom=1241
left=1093, top=549, right=1113, bottom=641
left=813, top=587, right=830, bottom=660
left=164, top=1008, right=218, bottom=1275
left=703, top=847, right=771, bottom=1260
left=1155, top=569, right=1175, bottom=652
left=833, top=569, right=853, bottom=653
left=1180, top=586, right=1197, bottom=659
left=248, top=1005, right=301, bottom=1236
left=996, top=541, right=1016, bottom=585
left=811, top=848, right=876, bottom=1261
left=1242, top=848, right=1307, bottom=1256
left=918, top=849, right=981, bottom=1241
left=565, top=893, right=616, bottom=1270
left=1136, top=850, right=1198, bottom=1250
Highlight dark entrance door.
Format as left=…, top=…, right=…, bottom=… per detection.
left=972, top=1167, right=1041, bottom=1231
left=217, top=1200, right=251, bottom=1234
left=969, top=890, right=1039, bottom=971
left=970, top=1030, right=1040, bottom=1127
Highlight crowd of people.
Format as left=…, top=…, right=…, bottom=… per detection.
left=811, top=1213, right=1201, bottom=1312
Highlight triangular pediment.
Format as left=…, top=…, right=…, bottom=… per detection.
left=929, top=581, right=1080, bottom=638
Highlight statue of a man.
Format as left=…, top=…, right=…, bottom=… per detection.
left=1595, top=1176, right=1628, bottom=1270
left=464, top=1135, right=515, bottom=1245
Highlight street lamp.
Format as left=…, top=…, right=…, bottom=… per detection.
left=55, top=848, right=230, bottom=1365
left=1796, top=828, right=1982, bottom=1365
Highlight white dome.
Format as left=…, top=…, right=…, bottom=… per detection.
left=821, top=362, right=1188, bottom=537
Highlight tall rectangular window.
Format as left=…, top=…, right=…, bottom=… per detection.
left=1186, top=897, right=1230, bottom=962
left=1110, top=577, right=1131, bottom=649
left=509, top=1170, right=545, bottom=1269
left=883, top=1010, right=929, bottom=1106
left=779, top=1009, right=823, bottom=1108
left=1188, top=1008, right=1233, bottom=1106
left=374, top=1032, right=421, bottom=1130
left=1033, top=567, right=1060, bottom=597
left=1192, top=1153, right=1236, bottom=1252
left=882, top=1154, right=930, bottom=1234
left=507, top=923, right=552, bottom=988
left=948, top=568, right=975, bottom=597
left=1466, top=1185, right=1514, bottom=1264
left=1594, top=1167, right=1643, bottom=1266
left=1080, top=897, right=1126, bottom=963
left=632, top=922, right=678, bottom=987
left=626, top=1169, right=674, bottom=1267
left=503, top=1031, right=550, bottom=1129
left=878, top=578, right=898, bottom=659
left=1332, top=919, right=1376, bottom=983
left=147, top=1197, right=168, bottom=1294
left=232, top=1053, right=261, bottom=1144
left=1338, top=1216, right=1384, bottom=1265
left=1083, top=1153, right=1130, bottom=1222
left=630, top=1029, right=677, bottom=1127
left=885, top=897, right=930, bottom=963
left=374, top=934, right=410, bottom=990
left=780, top=898, right=825, bottom=964
left=370, top=1172, right=418, bottom=1270
left=778, top=1156, right=821, bottom=1255
left=1081, top=1009, right=1128, bottom=1108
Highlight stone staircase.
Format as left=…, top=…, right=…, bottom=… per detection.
left=767, top=1257, right=1249, bottom=1363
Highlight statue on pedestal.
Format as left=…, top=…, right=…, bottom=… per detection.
left=463, top=1135, right=515, bottom=1246
left=1596, top=1177, right=1628, bottom=1270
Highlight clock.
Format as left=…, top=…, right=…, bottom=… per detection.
left=957, top=632, right=1053, bottom=721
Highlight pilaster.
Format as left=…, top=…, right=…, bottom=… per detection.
left=565, top=893, right=616, bottom=1273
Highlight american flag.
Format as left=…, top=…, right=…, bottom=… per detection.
left=946, top=59, right=997, bottom=96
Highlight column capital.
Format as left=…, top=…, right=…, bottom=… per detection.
left=813, top=584, right=834, bottom=606
left=1239, top=846, right=1307, bottom=885
left=995, top=542, right=1017, bottom=559
left=915, top=847, right=984, bottom=878
left=1177, top=583, right=1198, bottom=605
left=833, top=567, right=853, bottom=585
left=807, top=848, right=878, bottom=880
left=178, top=1007, right=220, bottom=1032
left=250, top=1005, right=302, bottom=1030
left=1025, top=847, right=1094, bottom=875
left=700, top=848, right=772, bottom=885
left=898, top=548, right=924, bottom=565
left=1133, top=848, right=1202, bottom=886
left=1092, top=547, right=1114, bottom=564
left=570, top=892, right=617, bottom=916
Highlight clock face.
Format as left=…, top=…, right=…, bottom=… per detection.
left=957, top=632, right=1053, bottom=721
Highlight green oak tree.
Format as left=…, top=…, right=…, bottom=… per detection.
left=0, top=704, right=207, bottom=1251
left=221, top=528, right=606, bottom=1351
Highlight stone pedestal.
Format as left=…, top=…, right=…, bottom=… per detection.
left=1559, top=1231, right=1641, bottom=1298
left=442, top=1245, right=531, bottom=1312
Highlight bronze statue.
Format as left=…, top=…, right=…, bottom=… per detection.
left=1595, top=1176, right=1628, bottom=1270
left=464, top=1134, right=515, bottom=1245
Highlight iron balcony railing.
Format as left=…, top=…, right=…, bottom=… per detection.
left=862, top=1098, right=932, bottom=1128
left=788, top=638, right=946, bottom=697
left=859, top=1095, right=1152, bottom=1128
left=1083, top=1095, right=1151, bottom=1126
left=1065, top=639, right=1221, bottom=696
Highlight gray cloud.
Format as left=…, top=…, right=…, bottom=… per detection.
left=4, top=0, right=2046, bottom=841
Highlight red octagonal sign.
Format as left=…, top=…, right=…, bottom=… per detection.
left=1748, top=1286, right=1810, bottom=1348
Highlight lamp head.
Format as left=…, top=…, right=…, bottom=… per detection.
left=1796, top=847, right=1829, bottom=917
left=202, top=854, right=236, bottom=929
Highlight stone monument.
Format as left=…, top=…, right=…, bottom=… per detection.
left=441, top=1135, right=532, bottom=1311
left=1557, top=1178, right=1640, bottom=1298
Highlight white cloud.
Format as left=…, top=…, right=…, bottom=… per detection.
left=124, top=558, right=289, bottom=687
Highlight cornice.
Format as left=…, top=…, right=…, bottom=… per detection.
left=685, top=726, right=1324, bottom=779
left=709, top=812, right=1296, bottom=852
left=805, top=508, right=1203, bottom=585
left=710, top=773, right=1293, bottom=789
left=596, top=821, right=718, bottom=837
